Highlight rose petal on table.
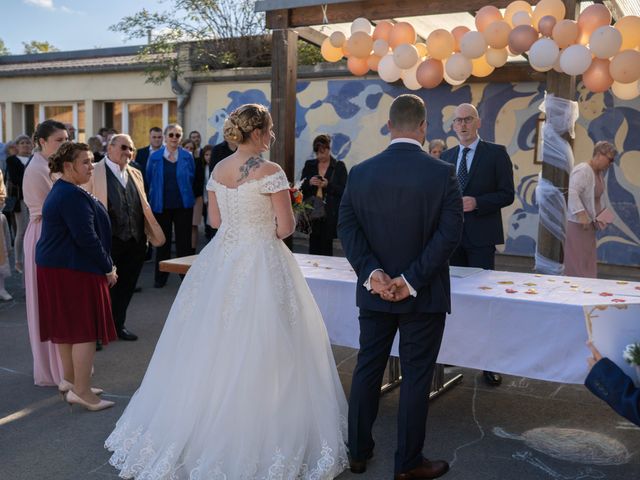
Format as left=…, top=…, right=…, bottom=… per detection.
left=505, top=288, right=518, bottom=294
left=524, top=282, right=537, bottom=286
left=478, top=286, right=492, bottom=290
left=599, top=292, right=613, bottom=296
left=525, top=289, right=538, bottom=294
left=583, top=290, right=592, bottom=294
left=612, top=298, right=626, bottom=303
left=498, top=281, right=514, bottom=285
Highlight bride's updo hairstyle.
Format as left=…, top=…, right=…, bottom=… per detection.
left=49, top=141, right=92, bottom=174
left=223, top=104, right=271, bottom=145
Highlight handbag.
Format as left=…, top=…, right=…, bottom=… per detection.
left=307, top=195, right=326, bottom=221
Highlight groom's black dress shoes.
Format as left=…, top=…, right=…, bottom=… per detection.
left=118, top=328, right=138, bottom=341
left=349, top=451, right=374, bottom=474
left=395, top=458, right=449, bottom=479
left=483, top=370, right=502, bottom=386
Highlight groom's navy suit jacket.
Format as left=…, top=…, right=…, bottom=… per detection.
left=338, top=142, right=463, bottom=314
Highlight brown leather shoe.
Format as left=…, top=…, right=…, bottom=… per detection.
left=394, top=458, right=449, bottom=479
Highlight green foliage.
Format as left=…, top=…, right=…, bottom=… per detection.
left=298, top=40, right=323, bottom=66
left=23, top=40, right=59, bottom=54
left=0, top=38, right=9, bottom=55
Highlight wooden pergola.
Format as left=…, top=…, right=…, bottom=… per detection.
left=255, top=0, right=589, bottom=266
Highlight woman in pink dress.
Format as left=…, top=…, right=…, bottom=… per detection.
left=23, top=120, right=69, bottom=386
left=564, top=141, right=616, bottom=278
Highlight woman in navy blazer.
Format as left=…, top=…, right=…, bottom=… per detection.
left=36, top=142, right=117, bottom=412
left=145, top=123, right=196, bottom=288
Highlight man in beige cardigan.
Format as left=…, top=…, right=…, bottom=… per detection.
left=87, top=134, right=164, bottom=341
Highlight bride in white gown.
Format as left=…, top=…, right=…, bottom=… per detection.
left=105, top=104, right=348, bottom=479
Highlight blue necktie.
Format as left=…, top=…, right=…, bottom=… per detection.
left=457, top=147, right=471, bottom=191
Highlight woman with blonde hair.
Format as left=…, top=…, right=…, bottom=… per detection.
left=106, top=104, right=348, bottom=479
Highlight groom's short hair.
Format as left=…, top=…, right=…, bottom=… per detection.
left=389, top=94, right=426, bottom=132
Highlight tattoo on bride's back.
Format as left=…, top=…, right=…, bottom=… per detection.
left=237, top=156, right=265, bottom=182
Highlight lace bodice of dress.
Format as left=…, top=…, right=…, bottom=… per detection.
left=206, top=170, right=290, bottom=246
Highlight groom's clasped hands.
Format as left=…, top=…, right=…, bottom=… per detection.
left=370, top=270, right=410, bottom=302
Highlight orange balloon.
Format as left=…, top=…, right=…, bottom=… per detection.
left=373, top=20, right=394, bottom=42
left=427, top=29, right=455, bottom=60
left=471, top=56, right=495, bottom=77
left=452, top=26, right=471, bottom=52
left=415, top=42, right=428, bottom=58
left=505, top=1, right=533, bottom=27
left=577, top=4, right=612, bottom=44
left=321, top=38, right=343, bottom=62
left=582, top=58, right=614, bottom=93
left=348, top=56, right=369, bottom=76
left=389, top=22, right=416, bottom=49
left=483, top=20, right=512, bottom=49
left=476, top=6, right=503, bottom=32
left=538, top=15, right=557, bottom=37
left=509, top=25, right=539, bottom=54
left=552, top=19, right=579, bottom=49
left=416, top=59, right=444, bottom=88
left=615, top=15, right=640, bottom=51
left=367, top=55, right=381, bottom=72
left=486, top=47, right=509, bottom=67
left=342, top=42, right=351, bottom=58
left=609, top=49, right=640, bottom=83
left=347, top=31, right=373, bottom=59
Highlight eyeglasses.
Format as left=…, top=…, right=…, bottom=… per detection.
left=119, top=145, right=134, bottom=152
left=167, top=132, right=182, bottom=139
left=453, top=116, right=477, bottom=125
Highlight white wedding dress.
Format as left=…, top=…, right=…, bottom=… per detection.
left=105, top=170, right=348, bottom=479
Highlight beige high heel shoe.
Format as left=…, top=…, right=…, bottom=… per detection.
left=58, top=380, right=104, bottom=398
left=65, top=390, right=114, bottom=412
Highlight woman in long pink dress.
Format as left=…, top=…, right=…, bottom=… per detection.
left=564, top=141, right=616, bottom=278
left=23, top=120, right=69, bottom=386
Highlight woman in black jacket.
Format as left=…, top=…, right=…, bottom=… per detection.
left=300, top=134, right=348, bottom=256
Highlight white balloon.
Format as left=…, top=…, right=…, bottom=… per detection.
left=351, top=17, right=372, bottom=35
left=378, top=54, right=402, bottom=82
left=443, top=68, right=466, bottom=85
left=460, top=31, right=487, bottom=59
left=589, top=25, right=622, bottom=59
left=401, top=63, right=422, bottom=90
left=528, top=38, right=560, bottom=69
left=611, top=80, right=640, bottom=100
left=393, top=44, right=420, bottom=70
left=486, top=47, right=509, bottom=67
left=444, top=53, right=473, bottom=81
left=373, top=39, right=390, bottom=57
left=512, top=11, right=531, bottom=27
left=559, top=44, right=592, bottom=76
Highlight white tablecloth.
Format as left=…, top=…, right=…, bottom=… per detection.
left=295, top=253, right=640, bottom=385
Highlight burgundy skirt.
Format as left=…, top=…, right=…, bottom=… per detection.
left=37, top=266, right=117, bottom=345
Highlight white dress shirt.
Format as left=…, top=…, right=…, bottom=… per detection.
left=105, top=156, right=128, bottom=188
left=455, top=136, right=481, bottom=175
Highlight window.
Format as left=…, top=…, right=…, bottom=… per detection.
left=104, top=101, right=123, bottom=133
left=127, top=103, right=164, bottom=149
left=23, top=104, right=39, bottom=137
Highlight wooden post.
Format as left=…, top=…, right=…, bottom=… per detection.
left=536, top=0, right=577, bottom=271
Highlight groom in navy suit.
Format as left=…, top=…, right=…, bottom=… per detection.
left=441, top=103, right=514, bottom=387
left=338, top=94, right=463, bottom=479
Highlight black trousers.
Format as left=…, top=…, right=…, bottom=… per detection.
left=449, top=244, right=496, bottom=270
left=348, top=309, right=446, bottom=473
left=154, top=207, right=193, bottom=284
left=110, top=237, right=147, bottom=332
left=308, top=219, right=334, bottom=256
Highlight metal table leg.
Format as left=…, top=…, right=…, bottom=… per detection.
left=380, top=359, right=463, bottom=399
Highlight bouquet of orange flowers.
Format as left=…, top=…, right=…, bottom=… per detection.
left=290, top=181, right=312, bottom=234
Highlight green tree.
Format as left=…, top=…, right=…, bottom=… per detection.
left=0, top=38, right=9, bottom=55
left=23, top=40, right=59, bottom=54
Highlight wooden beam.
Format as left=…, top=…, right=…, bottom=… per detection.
left=296, top=26, right=328, bottom=46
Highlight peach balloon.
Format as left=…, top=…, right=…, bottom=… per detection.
left=427, top=29, right=455, bottom=60
left=351, top=17, right=373, bottom=35
left=582, top=58, right=614, bottom=93
left=538, top=15, right=557, bottom=37
left=329, top=31, right=346, bottom=48
left=445, top=52, right=473, bottom=81
left=347, top=31, right=373, bottom=59
left=531, top=0, right=566, bottom=27
left=611, top=80, right=640, bottom=100
left=393, top=43, right=420, bottom=69
left=476, top=5, right=503, bottom=33
left=471, top=56, right=495, bottom=77
left=614, top=15, right=640, bottom=51
left=609, top=49, right=640, bottom=83
left=367, top=55, right=381, bottom=72
left=378, top=54, right=402, bottom=82
left=415, top=42, right=428, bottom=58
left=342, top=42, right=351, bottom=58
left=372, top=20, right=394, bottom=42
left=417, top=59, right=444, bottom=88
left=389, top=22, right=416, bottom=49
left=590, top=25, right=622, bottom=59
left=512, top=11, right=532, bottom=27
left=505, top=1, right=533, bottom=27
left=461, top=31, right=488, bottom=59
left=321, top=38, right=343, bottom=62
left=508, top=25, right=539, bottom=54
left=348, top=56, right=369, bottom=76
left=486, top=47, right=509, bottom=67
left=578, top=4, right=612, bottom=45
left=452, top=26, right=471, bottom=52
left=373, top=39, right=390, bottom=57
left=552, top=19, right=579, bottom=49
left=559, top=44, right=592, bottom=75
left=483, top=21, right=512, bottom=49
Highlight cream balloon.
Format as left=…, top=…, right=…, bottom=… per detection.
left=475, top=5, right=503, bottom=32
left=505, top=1, right=533, bottom=27
left=347, top=31, right=374, bottom=59
left=512, top=11, right=532, bottom=27
left=609, top=49, right=640, bottom=83
left=589, top=25, right=622, bottom=59
left=445, top=52, right=473, bottom=81
left=443, top=66, right=466, bottom=86
left=552, top=19, right=579, bottom=49
left=528, top=38, right=560, bottom=69
left=329, top=31, right=346, bottom=48
left=611, top=80, right=640, bottom=100
left=483, top=20, right=512, bottom=49
left=393, top=43, right=420, bottom=70
left=321, top=37, right=343, bottom=62
left=531, top=63, right=553, bottom=72
left=351, top=17, right=373, bottom=35
left=614, top=15, right=640, bottom=51
left=460, top=31, right=488, bottom=59
left=401, top=63, right=422, bottom=90
left=486, top=47, right=509, bottom=67
left=559, top=44, right=592, bottom=75
left=373, top=39, right=390, bottom=57
left=531, top=0, right=566, bottom=27
left=427, top=29, right=455, bottom=60
left=377, top=54, right=402, bottom=82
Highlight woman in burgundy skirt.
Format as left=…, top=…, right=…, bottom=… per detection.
left=36, top=142, right=118, bottom=412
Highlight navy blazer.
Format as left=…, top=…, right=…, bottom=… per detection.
left=338, top=142, right=463, bottom=314
left=585, top=358, right=640, bottom=426
left=36, top=179, right=113, bottom=275
left=441, top=140, right=514, bottom=248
